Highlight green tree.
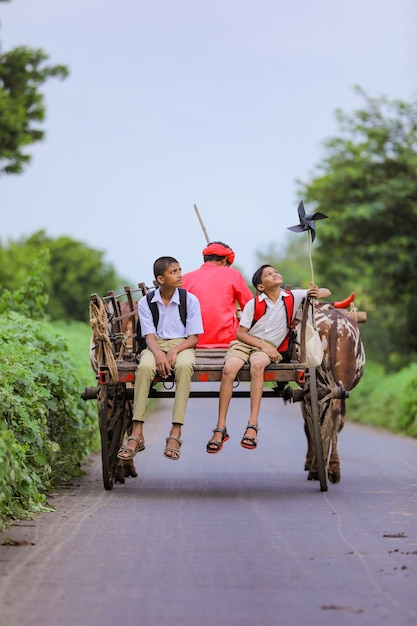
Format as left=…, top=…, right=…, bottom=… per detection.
left=0, top=13, right=69, bottom=174
left=0, top=247, right=49, bottom=319
left=298, top=87, right=417, bottom=368
left=0, top=231, right=122, bottom=321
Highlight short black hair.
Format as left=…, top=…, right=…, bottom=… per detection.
left=251, top=264, right=273, bottom=291
left=153, top=256, right=179, bottom=279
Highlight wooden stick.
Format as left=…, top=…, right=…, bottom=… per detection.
left=194, top=204, right=210, bottom=244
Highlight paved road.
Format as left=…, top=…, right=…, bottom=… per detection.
left=1, top=393, right=416, bottom=626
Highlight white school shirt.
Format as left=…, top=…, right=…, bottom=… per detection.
left=239, top=289, right=308, bottom=347
left=138, top=288, right=203, bottom=339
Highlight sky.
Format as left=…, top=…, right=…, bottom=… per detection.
left=1, top=0, right=416, bottom=287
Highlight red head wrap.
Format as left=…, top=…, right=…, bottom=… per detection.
left=203, top=243, right=235, bottom=266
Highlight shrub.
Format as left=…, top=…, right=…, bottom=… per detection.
left=348, top=361, right=417, bottom=437
left=0, top=312, right=98, bottom=528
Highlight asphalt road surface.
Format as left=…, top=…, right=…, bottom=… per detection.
left=1, top=392, right=416, bottom=626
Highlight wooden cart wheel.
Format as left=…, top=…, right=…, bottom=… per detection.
left=303, top=363, right=336, bottom=491
left=98, top=384, right=112, bottom=489
left=98, top=384, right=125, bottom=490
left=307, top=367, right=328, bottom=492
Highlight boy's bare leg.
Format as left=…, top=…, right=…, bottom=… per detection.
left=210, top=356, right=244, bottom=445
left=240, top=353, right=269, bottom=448
left=247, top=353, right=270, bottom=425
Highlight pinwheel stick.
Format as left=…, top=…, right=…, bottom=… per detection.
left=308, top=231, right=315, bottom=285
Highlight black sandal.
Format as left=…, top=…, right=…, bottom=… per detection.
left=206, top=428, right=230, bottom=454
left=240, top=424, right=259, bottom=450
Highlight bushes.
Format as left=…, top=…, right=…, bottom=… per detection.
left=0, top=312, right=98, bottom=528
left=0, top=253, right=98, bottom=529
left=398, top=364, right=417, bottom=437
left=348, top=361, right=417, bottom=437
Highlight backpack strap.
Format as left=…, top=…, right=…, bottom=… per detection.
left=277, top=290, right=295, bottom=353
left=146, top=288, right=188, bottom=330
left=250, top=296, right=267, bottom=329
left=146, top=290, right=159, bottom=329
left=178, top=287, right=188, bottom=326
left=282, top=289, right=294, bottom=330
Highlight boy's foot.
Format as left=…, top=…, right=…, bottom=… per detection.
left=163, top=435, right=183, bottom=460
left=117, top=436, right=145, bottom=460
left=206, top=428, right=230, bottom=454
left=240, top=424, right=259, bottom=450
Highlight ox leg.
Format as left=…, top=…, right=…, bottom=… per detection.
left=327, top=400, right=344, bottom=484
left=301, top=397, right=320, bottom=480
left=115, top=458, right=137, bottom=483
left=303, top=398, right=319, bottom=480
left=303, top=408, right=314, bottom=472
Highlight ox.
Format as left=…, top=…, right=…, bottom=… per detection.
left=303, top=300, right=366, bottom=484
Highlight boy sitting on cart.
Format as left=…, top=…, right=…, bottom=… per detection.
left=206, top=264, right=330, bottom=454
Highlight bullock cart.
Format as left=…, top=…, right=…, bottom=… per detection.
left=82, top=284, right=350, bottom=493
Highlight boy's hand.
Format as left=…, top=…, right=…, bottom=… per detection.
left=308, top=283, right=319, bottom=298
left=261, top=344, right=283, bottom=363
left=155, top=352, right=173, bottom=378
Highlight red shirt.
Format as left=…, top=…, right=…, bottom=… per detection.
left=182, top=263, right=253, bottom=348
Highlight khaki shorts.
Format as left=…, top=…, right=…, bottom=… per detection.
left=226, top=337, right=278, bottom=364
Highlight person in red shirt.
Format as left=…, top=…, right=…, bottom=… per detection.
left=182, top=241, right=253, bottom=348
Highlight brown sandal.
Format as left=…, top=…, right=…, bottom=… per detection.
left=163, top=435, right=183, bottom=460
left=117, top=436, right=145, bottom=460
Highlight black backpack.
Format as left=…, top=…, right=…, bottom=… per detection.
left=136, top=288, right=188, bottom=354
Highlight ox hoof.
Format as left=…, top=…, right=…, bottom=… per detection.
left=115, top=459, right=138, bottom=483
left=328, top=469, right=341, bottom=484
left=307, top=471, right=319, bottom=481
left=115, top=467, right=126, bottom=484
left=123, top=459, right=137, bottom=478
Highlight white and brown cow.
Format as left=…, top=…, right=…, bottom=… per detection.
left=303, top=300, right=366, bottom=484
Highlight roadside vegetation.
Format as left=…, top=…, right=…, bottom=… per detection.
left=0, top=259, right=98, bottom=529
left=347, top=361, right=417, bottom=437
